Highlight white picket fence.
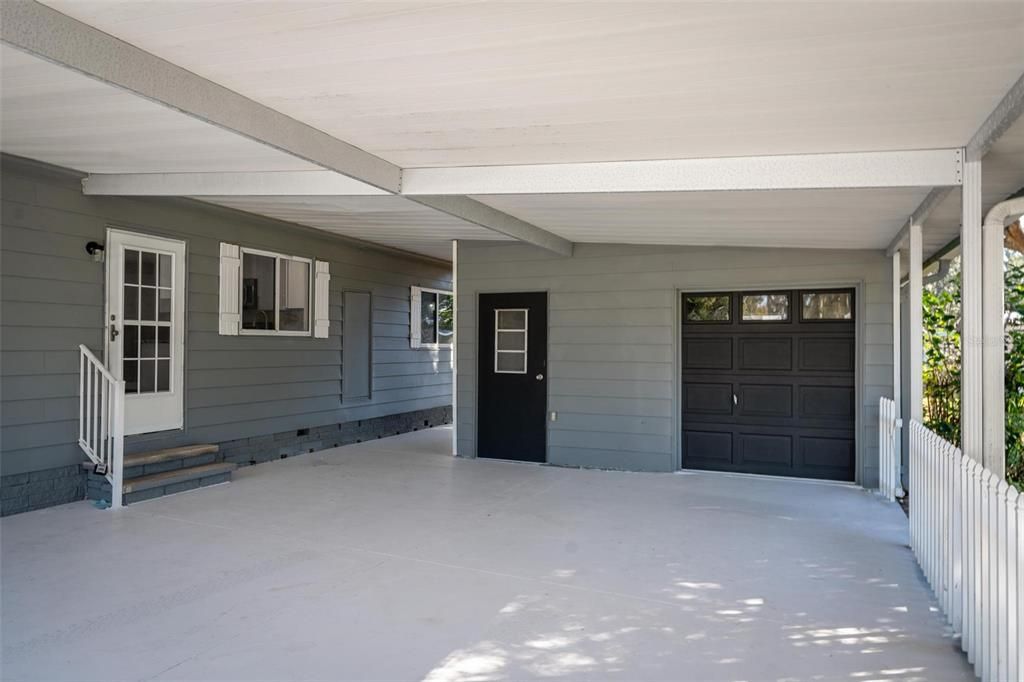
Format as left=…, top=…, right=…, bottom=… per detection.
left=79, top=344, right=124, bottom=509
left=908, top=420, right=1022, bottom=682
left=878, top=397, right=903, bottom=501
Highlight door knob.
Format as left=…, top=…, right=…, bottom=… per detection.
left=110, top=322, right=120, bottom=342
left=536, top=373, right=544, bottom=381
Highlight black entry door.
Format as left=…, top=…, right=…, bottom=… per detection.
left=681, top=289, right=856, bottom=481
left=478, top=292, right=547, bottom=462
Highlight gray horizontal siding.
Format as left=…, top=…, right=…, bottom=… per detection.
left=1, top=156, right=452, bottom=475
left=457, top=241, right=893, bottom=485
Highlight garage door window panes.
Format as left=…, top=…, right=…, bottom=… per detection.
left=495, top=309, right=527, bottom=374
left=801, top=291, right=853, bottom=320
left=742, top=293, right=790, bottom=321
left=685, top=294, right=730, bottom=322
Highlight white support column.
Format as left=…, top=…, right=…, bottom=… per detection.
left=892, top=250, right=904, bottom=491
left=909, top=221, right=924, bottom=424
left=961, top=157, right=983, bottom=463
left=451, top=239, right=458, bottom=457
left=980, top=200, right=1024, bottom=476
left=981, top=215, right=1004, bottom=478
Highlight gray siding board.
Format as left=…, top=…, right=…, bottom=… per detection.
left=1, top=156, right=451, bottom=477
left=458, top=241, right=892, bottom=485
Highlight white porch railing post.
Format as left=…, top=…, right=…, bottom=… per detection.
left=110, top=379, right=125, bottom=510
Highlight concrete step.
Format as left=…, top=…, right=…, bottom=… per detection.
left=87, top=461, right=236, bottom=505
left=124, top=444, right=219, bottom=468
left=123, top=462, right=237, bottom=494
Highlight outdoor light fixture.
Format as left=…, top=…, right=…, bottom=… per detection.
left=85, top=240, right=105, bottom=262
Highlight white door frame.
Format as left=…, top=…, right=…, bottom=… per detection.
left=105, top=228, right=187, bottom=435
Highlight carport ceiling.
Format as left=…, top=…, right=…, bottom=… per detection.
left=2, top=1, right=1023, bottom=262
left=198, top=196, right=508, bottom=261
left=0, top=44, right=318, bottom=174
left=42, top=1, right=1024, bottom=168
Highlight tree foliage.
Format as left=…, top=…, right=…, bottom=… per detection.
left=922, top=253, right=1024, bottom=488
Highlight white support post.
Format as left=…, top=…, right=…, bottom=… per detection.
left=892, top=250, right=904, bottom=495
left=909, top=221, right=924, bottom=424
left=981, top=205, right=1005, bottom=478
left=961, top=157, right=983, bottom=463
left=451, top=239, right=458, bottom=457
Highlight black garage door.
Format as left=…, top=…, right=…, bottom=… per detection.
left=681, top=289, right=856, bottom=481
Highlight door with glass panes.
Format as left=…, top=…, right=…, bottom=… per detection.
left=105, top=230, right=186, bottom=435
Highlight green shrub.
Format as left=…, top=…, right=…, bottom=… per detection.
left=923, top=255, right=1024, bottom=489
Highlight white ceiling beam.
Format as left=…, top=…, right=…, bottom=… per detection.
left=966, top=70, right=1024, bottom=162
left=82, top=171, right=389, bottom=197
left=885, top=186, right=954, bottom=257
left=409, top=196, right=573, bottom=257
left=0, top=0, right=401, bottom=192
left=401, top=149, right=964, bottom=196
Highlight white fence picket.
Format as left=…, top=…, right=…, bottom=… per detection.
left=903, top=420, right=1021, bottom=681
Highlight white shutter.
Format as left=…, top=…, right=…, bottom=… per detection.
left=410, top=286, right=422, bottom=348
left=313, top=260, right=330, bottom=339
left=218, top=242, right=240, bottom=335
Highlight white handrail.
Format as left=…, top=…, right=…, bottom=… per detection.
left=878, top=397, right=904, bottom=501
left=907, top=420, right=1021, bottom=681
left=78, top=345, right=124, bottom=509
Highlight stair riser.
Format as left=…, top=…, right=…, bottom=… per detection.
left=87, top=470, right=232, bottom=505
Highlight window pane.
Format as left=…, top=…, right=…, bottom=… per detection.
left=157, top=326, right=170, bottom=358
left=437, top=294, right=454, bottom=343
left=158, top=254, right=172, bottom=287
left=141, top=251, right=157, bottom=286
left=123, top=360, right=138, bottom=394
left=123, top=286, right=138, bottom=320
left=742, top=293, right=789, bottom=321
left=802, top=292, right=853, bottom=320
left=140, top=287, right=157, bottom=321
left=242, top=253, right=276, bottom=330
left=141, top=326, right=156, bottom=357
left=496, top=352, right=526, bottom=373
left=158, top=289, right=171, bottom=322
left=157, top=359, right=170, bottom=392
left=124, top=324, right=139, bottom=359
left=497, top=309, right=526, bottom=330
left=279, top=259, right=310, bottom=332
left=139, top=360, right=156, bottom=393
left=420, top=292, right=437, bottom=344
left=496, top=331, right=526, bottom=351
left=124, top=250, right=139, bottom=284
left=686, top=295, right=730, bottom=322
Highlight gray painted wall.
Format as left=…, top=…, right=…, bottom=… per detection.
left=456, top=241, right=894, bottom=487
left=1, top=156, right=452, bottom=476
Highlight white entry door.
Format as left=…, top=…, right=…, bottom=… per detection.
left=106, top=229, right=186, bottom=435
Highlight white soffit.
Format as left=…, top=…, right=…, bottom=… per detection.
left=196, top=196, right=510, bottom=261
left=923, top=113, right=1024, bottom=258
left=0, top=45, right=319, bottom=174
left=472, top=188, right=933, bottom=250
left=42, top=1, right=1024, bottom=168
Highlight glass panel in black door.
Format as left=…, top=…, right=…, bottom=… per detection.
left=478, top=292, right=547, bottom=462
